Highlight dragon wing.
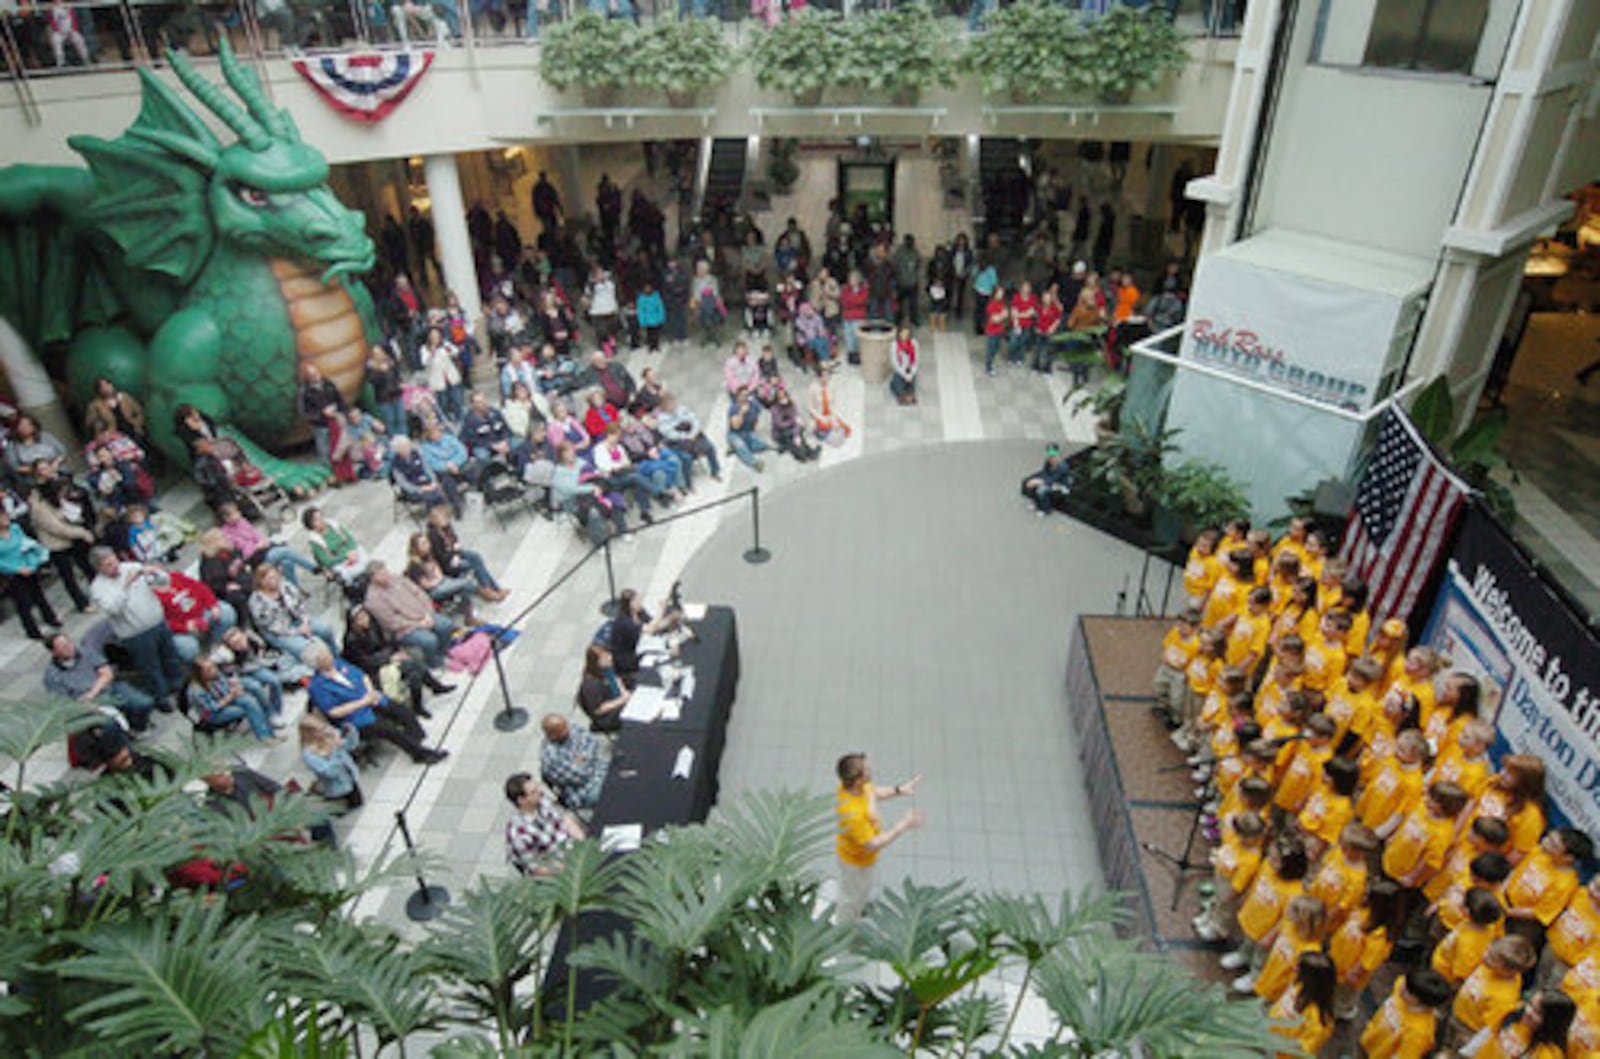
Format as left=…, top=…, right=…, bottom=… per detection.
left=0, top=165, right=124, bottom=354
left=66, top=68, right=221, bottom=287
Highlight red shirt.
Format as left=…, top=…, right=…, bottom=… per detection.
left=1010, top=292, right=1040, bottom=331
left=840, top=284, right=870, bottom=321
left=583, top=403, right=620, bottom=439
left=156, top=570, right=221, bottom=635
left=1038, top=300, right=1064, bottom=335
left=985, top=297, right=1010, bottom=336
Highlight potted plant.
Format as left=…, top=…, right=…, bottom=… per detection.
left=1085, top=422, right=1178, bottom=518
left=1076, top=4, right=1189, bottom=104
left=1154, top=458, right=1252, bottom=544
left=539, top=14, right=638, bottom=106
left=635, top=17, right=736, bottom=107
left=1067, top=376, right=1124, bottom=441
left=964, top=0, right=1089, bottom=103
left=750, top=10, right=846, bottom=106
left=842, top=3, right=957, bottom=105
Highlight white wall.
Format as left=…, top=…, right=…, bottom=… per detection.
left=1254, top=65, right=1493, bottom=258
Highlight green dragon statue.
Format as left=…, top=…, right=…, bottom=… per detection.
left=0, top=41, right=377, bottom=492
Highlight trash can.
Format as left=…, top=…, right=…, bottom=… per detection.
left=857, top=320, right=895, bottom=384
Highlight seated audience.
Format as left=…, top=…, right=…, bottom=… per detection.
left=539, top=713, right=609, bottom=812
left=460, top=390, right=531, bottom=474
left=425, top=503, right=509, bottom=601
left=391, top=435, right=460, bottom=518
left=1022, top=444, right=1072, bottom=515
left=303, top=642, right=447, bottom=765
left=343, top=603, right=455, bottom=720
left=362, top=560, right=457, bottom=669
left=655, top=393, right=721, bottom=481
left=406, top=531, right=478, bottom=612
left=42, top=631, right=155, bottom=732
left=183, top=656, right=282, bottom=742
left=299, top=710, right=364, bottom=811
left=247, top=563, right=337, bottom=661
left=217, top=501, right=317, bottom=587
left=28, top=476, right=97, bottom=612
left=303, top=507, right=368, bottom=587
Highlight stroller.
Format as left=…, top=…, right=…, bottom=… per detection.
left=745, top=288, right=773, bottom=340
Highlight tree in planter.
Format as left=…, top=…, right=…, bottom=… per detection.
left=964, top=0, right=1090, bottom=103
left=1154, top=458, right=1253, bottom=544
left=538, top=13, right=638, bottom=102
left=842, top=3, right=958, bottom=104
left=634, top=17, right=736, bottom=106
left=1085, top=421, right=1180, bottom=518
left=1075, top=4, right=1189, bottom=104
left=749, top=10, right=848, bottom=105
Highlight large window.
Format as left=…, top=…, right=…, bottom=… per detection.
left=1362, top=0, right=1490, bottom=74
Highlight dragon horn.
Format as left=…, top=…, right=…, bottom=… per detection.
left=166, top=46, right=270, bottom=150
left=217, top=39, right=293, bottom=141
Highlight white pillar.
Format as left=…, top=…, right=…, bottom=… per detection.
left=0, top=316, right=81, bottom=469
left=422, top=153, right=482, bottom=324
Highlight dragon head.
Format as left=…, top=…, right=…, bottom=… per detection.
left=69, top=41, right=374, bottom=286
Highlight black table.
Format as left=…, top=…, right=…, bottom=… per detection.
left=540, top=605, right=739, bottom=1014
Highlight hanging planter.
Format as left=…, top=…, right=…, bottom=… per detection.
left=1077, top=5, right=1189, bottom=104
left=964, top=0, right=1089, bottom=104
left=750, top=11, right=847, bottom=106
left=841, top=3, right=957, bottom=104
left=635, top=17, right=736, bottom=107
left=539, top=14, right=637, bottom=104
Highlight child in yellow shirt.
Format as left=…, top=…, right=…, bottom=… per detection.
left=1224, top=586, right=1273, bottom=674
left=1567, top=984, right=1600, bottom=1056
left=1301, top=530, right=1327, bottom=585
left=1193, top=811, right=1266, bottom=942
left=1357, top=729, right=1429, bottom=837
left=1432, top=886, right=1506, bottom=986
left=1545, top=873, right=1600, bottom=983
left=1329, top=878, right=1405, bottom=1014
left=1270, top=516, right=1311, bottom=569
left=1367, top=616, right=1410, bottom=696
left=1268, top=951, right=1336, bottom=1059
left=1153, top=608, right=1201, bottom=732
left=1179, top=630, right=1226, bottom=753
left=1272, top=712, right=1335, bottom=815
left=1265, top=550, right=1301, bottom=618
left=1297, top=756, right=1361, bottom=860
left=1247, top=528, right=1273, bottom=586
left=1268, top=576, right=1318, bottom=656
left=1432, top=849, right=1512, bottom=936
left=1469, top=754, right=1549, bottom=865
left=1454, top=934, right=1539, bottom=1037
left=1426, top=813, right=1511, bottom=907
left=1427, top=717, right=1496, bottom=800
left=1201, top=549, right=1255, bottom=630
left=1325, top=654, right=1381, bottom=749
left=1220, top=837, right=1310, bottom=978
left=1381, top=781, right=1472, bottom=890
left=1255, top=639, right=1305, bottom=724
left=1181, top=528, right=1222, bottom=612
left=1301, top=606, right=1349, bottom=693
left=1465, top=987, right=1577, bottom=1059
left=1359, top=969, right=1453, bottom=1058
left=1383, top=645, right=1443, bottom=729
left=1190, top=664, right=1247, bottom=760
left=1333, top=576, right=1371, bottom=656
left=1504, top=827, right=1593, bottom=930
left=1305, top=822, right=1377, bottom=930
left=1246, top=893, right=1326, bottom=1000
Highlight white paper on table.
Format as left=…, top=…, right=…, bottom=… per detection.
left=671, top=746, right=695, bottom=779
left=639, top=634, right=671, bottom=656
left=659, top=699, right=681, bottom=722
left=601, top=824, right=642, bottom=852
left=621, top=685, right=668, bottom=722
left=676, top=671, right=696, bottom=704
left=684, top=603, right=708, bottom=621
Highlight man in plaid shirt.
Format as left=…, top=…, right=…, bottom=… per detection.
left=503, top=772, right=585, bottom=876
left=540, top=714, right=609, bottom=811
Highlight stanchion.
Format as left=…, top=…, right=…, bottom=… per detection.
left=395, top=809, right=451, bottom=921
left=599, top=534, right=620, bottom=616
left=489, top=631, right=529, bottom=733
left=742, top=486, right=772, bottom=564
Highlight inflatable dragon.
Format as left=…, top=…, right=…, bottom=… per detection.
left=0, top=41, right=376, bottom=491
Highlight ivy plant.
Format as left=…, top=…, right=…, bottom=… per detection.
left=634, top=16, right=737, bottom=98
left=749, top=10, right=848, bottom=102
left=843, top=3, right=958, bottom=98
left=538, top=13, right=638, bottom=94
left=1078, top=4, right=1190, bottom=103
left=964, top=0, right=1090, bottom=102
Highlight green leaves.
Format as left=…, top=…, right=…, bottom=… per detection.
left=750, top=10, right=848, bottom=96
left=635, top=18, right=737, bottom=95
left=966, top=0, right=1189, bottom=102
left=538, top=14, right=639, bottom=92
left=63, top=898, right=270, bottom=1057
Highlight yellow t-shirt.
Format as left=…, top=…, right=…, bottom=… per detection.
left=1182, top=547, right=1221, bottom=603
left=1273, top=741, right=1332, bottom=814
left=836, top=784, right=880, bottom=868
left=1359, top=981, right=1439, bottom=1059
left=1568, top=995, right=1600, bottom=1058
left=1215, top=840, right=1264, bottom=897
left=1297, top=785, right=1353, bottom=851
left=1238, top=865, right=1301, bottom=944
left=1356, top=758, right=1423, bottom=832
left=1160, top=625, right=1199, bottom=670
left=1328, top=917, right=1392, bottom=989
left=1475, top=1021, right=1564, bottom=1059
left=1380, top=809, right=1455, bottom=885
left=1267, top=990, right=1332, bottom=1059
left=1201, top=572, right=1247, bottom=629
left=1186, top=654, right=1221, bottom=697
left=1469, top=787, right=1546, bottom=860
left=1437, top=878, right=1506, bottom=935
left=1431, top=918, right=1502, bottom=985
left=1505, top=848, right=1580, bottom=927
left=1324, top=678, right=1377, bottom=747
left=1225, top=610, right=1270, bottom=668
left=1454, top=965, right=1523, bottom=1033
left=1254, top=921, right=1320, bottom=1003
left=1344, top=610, right=1371, bottom=657
left=1562, top=955, right=1600, bottom=1004
left=1307, top=846, right=1368, bottom=923
left=1428, top=744, right=1492, bottom=799
left=1302, top=634, right=1346, bottom=692
left=1548, top=887, right=1600, bottom=967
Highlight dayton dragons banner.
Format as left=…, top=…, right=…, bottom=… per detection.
left=1421, top=505, right=1600, bottom=835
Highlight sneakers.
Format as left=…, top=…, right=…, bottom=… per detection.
left=1230, top=973, right=1257, bottom=994
left=1194, top=921, right=1224, bottom=942
left=1190, top=768, right=1209, bottom=783
left=1219, top=950, right=1249, bottom=971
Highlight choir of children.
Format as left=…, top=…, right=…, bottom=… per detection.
left=1161, top=516, right=1596, bottom=1056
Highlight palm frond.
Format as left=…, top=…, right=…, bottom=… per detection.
left=0, top=698, right=103, bottom=773
left=62, top=897, right=270, bottom=1056
left=852, top=878, right=971, bottom=972
left=233, top=1006, right=353, bottom=1058
left=708, top=789, right=836, bottom=886
left=536, top=838, right=625, bottom=921
left=735, top=900, right=858, bottom=996
left=612, top=837, right=761, bottom=954
left=1032, top=942, right=1280, bottom=1057
left=264, top=917, right=441, bottom=1047
left=667, top=985, right=901, bottom=1059
left=975, top=888, right=1127, bottom=964
left=424, top=876, right=556, bottom=1040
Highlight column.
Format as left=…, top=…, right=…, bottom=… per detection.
left=422, top=153, right=482, bottom=324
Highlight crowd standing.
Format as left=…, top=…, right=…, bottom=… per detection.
left=1154, top=516, right=1598, bottom=1057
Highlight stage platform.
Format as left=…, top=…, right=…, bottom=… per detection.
left=1067, top=614, right=1229, bottom=986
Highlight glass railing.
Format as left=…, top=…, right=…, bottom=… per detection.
left=2, top=0, right=1244, bottom=81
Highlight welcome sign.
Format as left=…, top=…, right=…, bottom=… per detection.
left=1422, top=506, right=1600, bottom=836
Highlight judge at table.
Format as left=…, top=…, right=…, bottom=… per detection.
left=541, top=714, right=609, bottom=812
left=505, top=772, right=586, bottom=877
left=577, top=644, right=630, bottom=734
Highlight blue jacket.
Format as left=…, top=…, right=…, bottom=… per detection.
left=636, top=291, right=666, bottom=329
left=302, top=726, right=362, bottom=798
left=421, top=433, right=470, bottom=473
left=308, top=658, right=381, bottom=730
left=0, top=525, right=49, bottom=575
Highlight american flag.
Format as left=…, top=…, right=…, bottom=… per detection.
left=1339, top=408, right=1470, bottom=625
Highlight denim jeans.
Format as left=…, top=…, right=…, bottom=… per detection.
left=399, top=615, right=457, bottom=668
left=377, top=398, right=407, bottom=439
left=121, top=622, right=185, bottom=702
left=728, top=429, right=770, bottom=469
left=453, top=548, right=500, bottom=591
left=984, top=334, right=1004, bottom=372
left=427, top=575, right=477, bottom=608
left=1009, top=329, right=1033, bottom=365
left=238, top=671, right=284, bottom=717
left=967, top=0, right=995, bottom=30
left=263, top=545, right=318, bottom=587
left=636, top=455, right=685, bottom=492
left=843, top=319, right=861, bottom=359
left=207, top=693, right=274, bottom=739
left=263, top=620, right=338, bottom=666
left=103, top=680, right=156, bottom=730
